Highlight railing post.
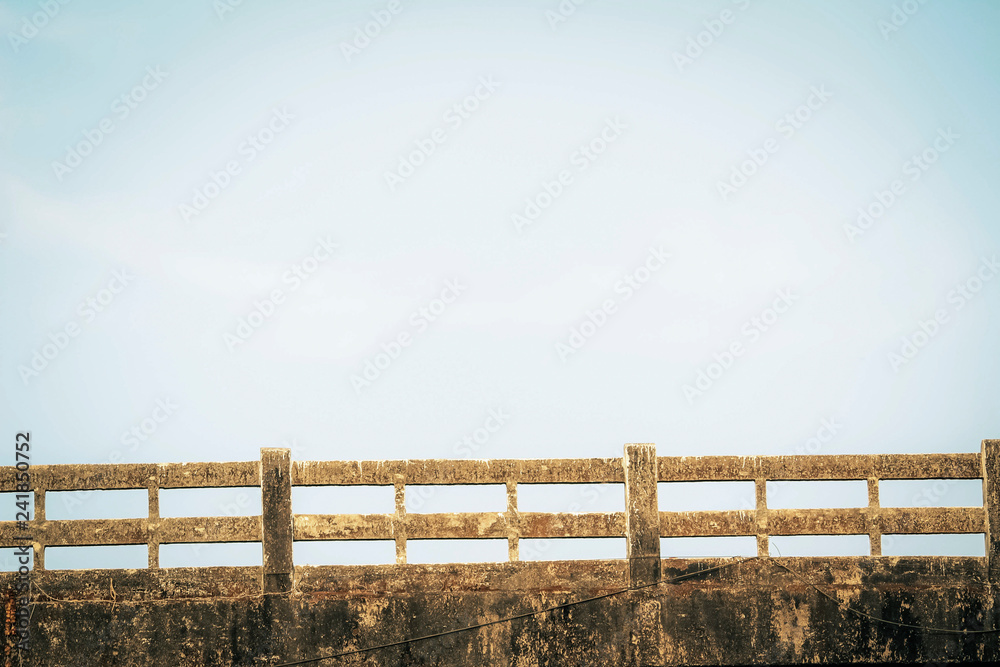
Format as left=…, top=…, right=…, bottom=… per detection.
left=983, top=439, right=1000, bottom=583
left=624, top=443, right=660, bottom=588
left=867, top=477, right=881, bottom=557
left=755, top=478, right=768, bottom=558
left=148, top=474, right=160, bottom=569
left=261, top=448, right=293, bottom=594
left=506, top=481, right=519, bottom=562
left=394, top=474, right=407, bottom=565
left=33, top=486, right=45, bottom=571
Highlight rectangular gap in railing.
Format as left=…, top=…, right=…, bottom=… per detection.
left=45, top=544, right=148, bottom=570
left=881, top=533, right=986, bottom=557
left=516, top=483, right=625, bottom=513
left=43, top=489, right=148, bottom=521
left=159, top=542, right=263, bottom=568
left=293, top=540, right=396, bottom=566
left=292, top=486, right=394, bottom=514
left=158, top=487, right=262, bottom=518
left=769, top=535, right=871, bottom=557
left=657, top=481, right=754, bottom=512
left=519, top=537, right=626, bottom=562
left=879, top=479, right=984, bottom=507
left=661, top=536, right=757, bottom=559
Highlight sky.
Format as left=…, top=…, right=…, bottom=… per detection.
left=1, top=0, right=998, bottom=569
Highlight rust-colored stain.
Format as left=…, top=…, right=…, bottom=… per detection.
left=3, top=587, right=15, bottom=667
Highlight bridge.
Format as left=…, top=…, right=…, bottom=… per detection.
left=3, top=441, right=999, bottom=665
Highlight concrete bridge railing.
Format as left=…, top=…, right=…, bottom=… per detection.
left=4, top=441, right=999, bottom=590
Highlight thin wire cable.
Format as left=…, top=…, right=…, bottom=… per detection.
left=274, top=557, right=754, bottom=666
left=769, top=560, right=1000, bottom=635
left=276, top=554, right=1000, bottom=665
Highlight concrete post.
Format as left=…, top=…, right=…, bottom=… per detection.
left=983, top=439, right=1000, bottom=583
left=148, top=475, right=160, bottom=569
left=624, top=443, right=660, bottom=588
left=755, top=478, right=768, bottom=558
left=261, top=448, right=293, bottom=593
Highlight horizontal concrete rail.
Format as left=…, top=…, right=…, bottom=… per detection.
left=657, top=453, right=981, bottom=480
left=0, top=461, right=261, bottom=492
left=291, top=457, right=625, bottom=485
left=659, top=507, right=986, bottom=537
left=0, top=516, right=261, bottom=547
left=293, top=511, right=626, bottom=541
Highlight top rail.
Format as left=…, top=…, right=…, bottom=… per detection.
left=0, top=461, right=261, bottom=492
left=657, top=453, right=982, bottom=481
left=291, top=458, right=625, bottom=485
left=6, top=452, right=979, bottom=492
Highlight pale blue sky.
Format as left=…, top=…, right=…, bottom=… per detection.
left=1, top=0, right=997, bottom=567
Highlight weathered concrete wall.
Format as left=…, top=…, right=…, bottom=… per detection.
left=6, top=556, right=997, bottom=666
